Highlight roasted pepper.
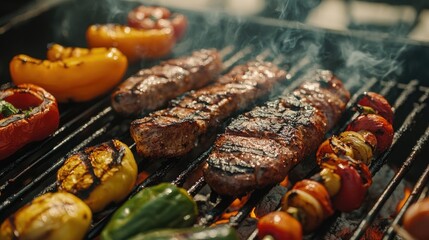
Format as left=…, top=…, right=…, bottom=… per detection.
left=0, top=84, right=59, bottom=160
left=127, top=5, right=188, bottom=40
left=57, top=139, right=138, bottom=213
left=101, top=183, right=198, bottom=240
left=86, top=24, right=175, bottom=62
left=10, top=44, right=128, bottom=102
left=129, top=225, right=239, bottom=240
left=0, top=192, right=92, bottom=240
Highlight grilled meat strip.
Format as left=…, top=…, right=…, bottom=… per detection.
left=203, top=70, right=350, bottom=196
left=111, top=49, right=222, bottom=116
left=130, top=61, right=287, bottom=159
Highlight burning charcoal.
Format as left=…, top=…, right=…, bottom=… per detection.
left=236, top=217, right=258, bottom=240
left=320, top=165, right=408, bottom=239
left=254, top=185, right=288, bottom=218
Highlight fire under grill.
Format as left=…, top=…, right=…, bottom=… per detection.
left=1, top=1, right=429, bottom=239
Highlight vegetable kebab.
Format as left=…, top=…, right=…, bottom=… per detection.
left=258, top=92, right=394, bottom=239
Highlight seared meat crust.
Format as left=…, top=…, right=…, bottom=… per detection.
left=112, top=49, right=222, bottom=116
left=130, top=61, right=287, bottom=158
left=203, top=70, right=350, bottom=196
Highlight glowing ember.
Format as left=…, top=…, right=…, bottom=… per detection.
left=396, top=187, right=411, bottom=214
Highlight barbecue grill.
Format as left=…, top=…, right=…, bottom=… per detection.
left=1, top=0, right=428, bottom=239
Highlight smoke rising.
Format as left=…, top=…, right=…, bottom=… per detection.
left=50, top=0, right=412, bottom=89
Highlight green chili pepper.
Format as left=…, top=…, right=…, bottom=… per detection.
left=101, top=183, right=198, bottom=240
left=129, top=225, right=239, bottom=240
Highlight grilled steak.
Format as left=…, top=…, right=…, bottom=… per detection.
left=203, top=70, right=350, bottom=196
left=111, top=49, right=222, bottom=116
left=130, top=61, right=287, bottom=159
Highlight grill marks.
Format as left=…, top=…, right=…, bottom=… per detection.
left=111, top=49, right=222, bottom=116
left=56, top=140, right=125, bottom=199
left=130, top=61, right=287, bottom=159
left=203, top=70, right=350, bottom=196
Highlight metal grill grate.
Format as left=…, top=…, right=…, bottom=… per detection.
left=0, top=1, right=429, bottom=240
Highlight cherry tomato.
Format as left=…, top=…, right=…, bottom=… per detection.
left=258, top=211, right=303, bottom=240
left=331, top=160, right=371, bottom=212
left=403, top=198, right=429, bottom=240
left=358, top=92, right=393, bottom=124
left=347, top=114, right=393, bottom=153
left=293, top=180, right=334, bottom=218
left=127, top=5, right=188, bottom=40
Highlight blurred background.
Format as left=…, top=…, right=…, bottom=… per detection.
left=2, top=0, right=429, bottom=43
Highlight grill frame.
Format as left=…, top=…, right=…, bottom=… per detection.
left=1, top=1, right=429, bottom=239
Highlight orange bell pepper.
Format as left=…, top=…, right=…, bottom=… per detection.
left=86, top=24, right=175, bottom=62
left=10, top=44, right=128, bottom=102
left=0, top=84, right=59, bottom=160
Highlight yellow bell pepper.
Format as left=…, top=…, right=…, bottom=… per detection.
left=57, top=139, right=138, bottom=213
left=10, top=44, right=128, bottom=102
left=86, top=24, right=175, bottom=62
left=0, top=192, right=92, bottom=240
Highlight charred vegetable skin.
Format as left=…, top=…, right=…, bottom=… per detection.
left=57, top=139, right=137, bottom=213
left=10, top=44, right=128, bottom=102
left=129, top=225, right=239, bottom=240
left=101, top=183, right=198, bottom=240
left=258, top=92, right=394, bottom=238
left=0, top=192, right=92, bottom=240
left=0, top=84, right=59, bottom=160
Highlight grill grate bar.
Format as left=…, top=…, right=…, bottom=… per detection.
left=0, top=124, right=110, bottom=216
left=86, top=159, right=178, bottom=239
left=370, top=102, right=426, bottom=175
left=383, top=163, right=429, bottom=240
left=84, top=47, right=273, bottom=239
left=218, top=45, right=235, bottom=58
left=197, top=196, right=235, bottom=226
left=245, top=77, right=391, bottom=240
left=172, top=147, right=212, bottom=186
left=187, top=176, right=206, bottom=196
left=222, top=46, right=253, bottom=69
left=0, top=99, right=111, bottom=179
left=350, top=124, right=429, bottom=240
left=329, top=77, right=378, bottom=135
left=379, top=80, right=396, bottom=96
left=392, top=80, right=418, bottom=110
left=246, top=79, right=421, bottom=239
left=228, top=188, right=271, bottom=227
left=0, top=105, right=114, bottom=204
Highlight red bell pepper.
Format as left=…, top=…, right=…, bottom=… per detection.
left=0, top=84, right=59, bottom=160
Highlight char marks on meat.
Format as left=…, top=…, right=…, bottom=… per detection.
left=111, top=49, right=222, bottom=116
left=203, top=70, right=350, bottom=196
left=130, top=61, right=287, bottom=159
